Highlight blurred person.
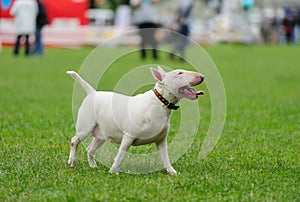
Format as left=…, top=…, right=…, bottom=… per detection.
left=169, top=0, right=194, bottom=61
left=281, top=12, right=295, bottom=44
left=131, top=0, right=160, bottom=60
left=260, top=16, right=270, bottom=43
left=10, top=0, right=38, bottom=56
left=31, top=0, right=48, bottom=56
left=260, top=16, right=275, bottom=44
left=0, top=13, right=2, bottom=51
left=115, top=4, right=131, bottom=32
left=292, top=9, right=300, bottom=44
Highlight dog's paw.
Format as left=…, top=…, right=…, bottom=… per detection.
left=109, top=167, right=119, bottom=175
left=68, top=159, right=76, bottom=168
left=166, top=166, right=177, bottom=175
left=87, top=154, right=97, bottom=168
left=88, top=160, right=97, bottom=168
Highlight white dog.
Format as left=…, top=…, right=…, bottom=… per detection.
left=67, top=66, right=204, bottom=174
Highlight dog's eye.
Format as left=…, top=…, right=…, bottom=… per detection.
left=177, top=72, right=183, bottom=75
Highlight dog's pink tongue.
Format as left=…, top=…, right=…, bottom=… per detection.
left=197, top=90, right=205, bottom=95
left=181, top=88, right=205, bottom=100
left=191, top=89, right=205, bottom=96
left=179, top=86, right=205, bottom=100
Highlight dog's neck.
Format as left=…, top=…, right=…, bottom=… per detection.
left=153, top=84, right=180, bottom=109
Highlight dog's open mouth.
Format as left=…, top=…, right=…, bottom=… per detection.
left=179, top=86, right=205, bottom=100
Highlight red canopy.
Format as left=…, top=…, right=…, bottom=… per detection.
left=0, top=0, right=88, bottom=25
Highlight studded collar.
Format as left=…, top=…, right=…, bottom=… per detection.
left=152, top=88, right=179, bottom=110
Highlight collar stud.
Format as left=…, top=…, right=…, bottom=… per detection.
left=152, top=89, right=179, bottom=110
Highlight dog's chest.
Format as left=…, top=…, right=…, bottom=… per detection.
left=131, top=123, right=169, bottom=146
left=95, top=91, right=171, bottom=145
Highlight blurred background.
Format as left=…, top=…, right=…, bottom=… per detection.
left=1, top=0, right=300, bottom=47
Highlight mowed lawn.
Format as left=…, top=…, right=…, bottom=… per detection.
left=0, top=45, right=299, bottom=201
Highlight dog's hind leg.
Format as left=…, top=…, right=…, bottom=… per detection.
left=68, top=126, right=94, bottom=167
left=86, top=125, right=105, bottom=168
left=68, top=134, right=81, bottom=167
left=68, top=100, right=96, bottom=167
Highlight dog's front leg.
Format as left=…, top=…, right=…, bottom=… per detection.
left=156, top=138, right=177, bottom=175
left=109, top=135, right=134, bottom=174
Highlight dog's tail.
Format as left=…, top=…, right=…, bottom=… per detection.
left=66, top=71, right=95, bottom=94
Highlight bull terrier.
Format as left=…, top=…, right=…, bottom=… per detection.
left=67, top=66, right=205, bottom=174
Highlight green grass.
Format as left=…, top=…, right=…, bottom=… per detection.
left=0, top=45, right=299, bottom=201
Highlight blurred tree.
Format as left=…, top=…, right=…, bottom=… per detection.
left=201, top=0, right=223, bottom=6
left=90, top=0, right=129, bottom=10
left=202, top=0, right=210, bottom=5
left=107, top=0, right=130, bottom=10
left=90, top=0, right=96, bottom=8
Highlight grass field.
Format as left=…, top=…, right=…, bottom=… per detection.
left=0, top=45, right=299, bottom=201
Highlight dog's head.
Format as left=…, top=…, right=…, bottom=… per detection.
left=151, top=66, right=205, bottom=100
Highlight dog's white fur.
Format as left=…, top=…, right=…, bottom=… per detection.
left=67, top=66, right=204, bottom=174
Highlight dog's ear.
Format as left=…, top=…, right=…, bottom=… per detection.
left=150, top=67, right=164, bottom=84
left=157, top=66, right=166, bottom=73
